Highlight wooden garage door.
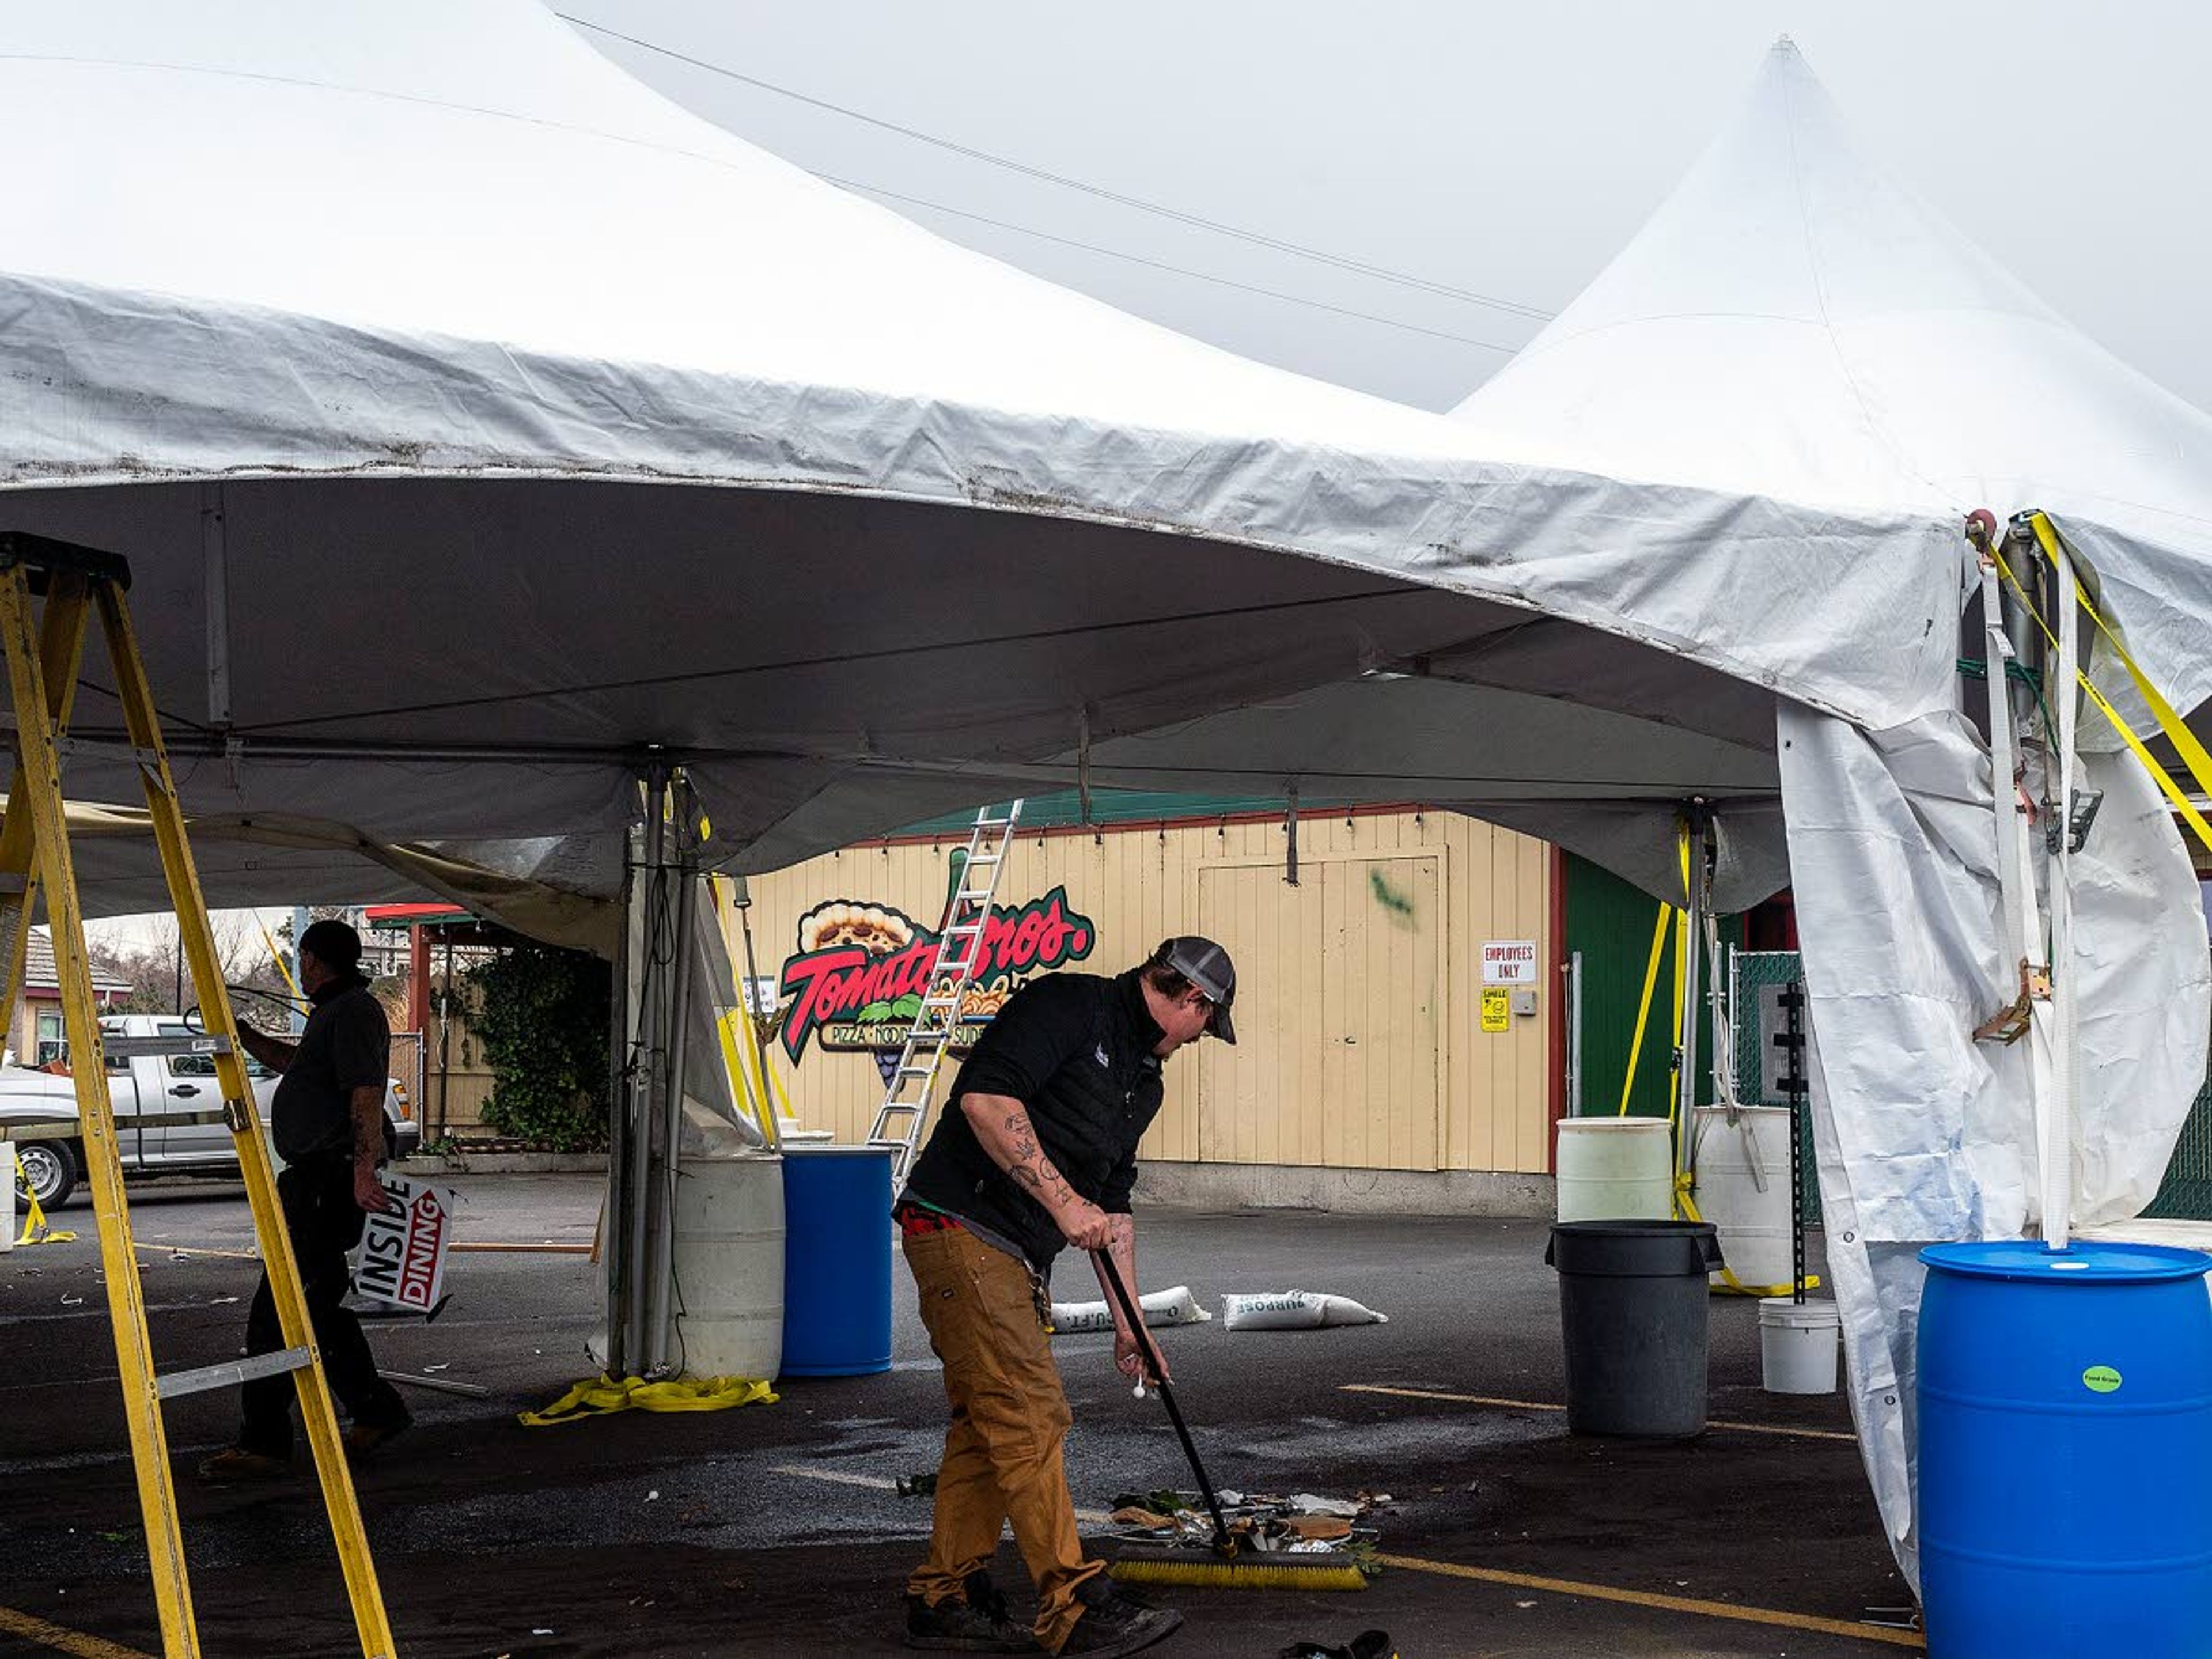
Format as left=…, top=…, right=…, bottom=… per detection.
left=1195, top=854, right=1442, bottom=1170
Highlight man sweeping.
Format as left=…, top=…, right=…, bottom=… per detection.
left=895, top=937, right=1237, bottom=1657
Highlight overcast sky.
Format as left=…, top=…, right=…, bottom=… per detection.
left=556, top=2, right=2210, bottom=414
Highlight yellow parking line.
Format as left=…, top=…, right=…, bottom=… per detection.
left=1342, top=1383, right=1859, bottom=1443
left=0, top=1604, right=155, bottom=1659
left=1375, top=1554, right=1923, bottom=1650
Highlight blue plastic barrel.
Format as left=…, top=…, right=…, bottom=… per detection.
left=1918, top=1240, right=2212, bottom=1658
left=779, top=1146, right=895, bottom=1377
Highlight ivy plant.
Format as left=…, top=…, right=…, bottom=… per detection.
left=465, top=944, right=612, bottom=1152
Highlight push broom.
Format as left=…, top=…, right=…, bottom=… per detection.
left=1092, top=1249, right=1368, bottom=1592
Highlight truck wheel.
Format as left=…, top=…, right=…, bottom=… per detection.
left=14, top=1140, right=75, bottom=1210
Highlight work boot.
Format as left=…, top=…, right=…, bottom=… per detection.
left=904, top=1570, right=1040, bottom=1652
left=1056, top=1577, right=1181, bottom=1657
left=342, top=1415, right=411, bottom=1462
left=196, top=1446, right=289, bottom=1484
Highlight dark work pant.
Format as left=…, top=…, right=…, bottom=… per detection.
left=239, top=1159, right=409, bottom=1457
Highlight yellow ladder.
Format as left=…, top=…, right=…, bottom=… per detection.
left=0, top=531, right=395, bottom=1658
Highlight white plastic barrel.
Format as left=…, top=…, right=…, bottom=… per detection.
left=670, top=1152, right=787, bottom=1380
left=1692, top=1105, right=1794, bottom=1288
left=1759, top=1297, right=1840, bottom=1394
left=1554, top=1118, right=1673, bottom=1222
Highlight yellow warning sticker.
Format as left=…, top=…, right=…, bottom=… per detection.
left=2082, top=1366, right=2123, bottom=1394
left=1480, top=987, right=1511, bottom=1033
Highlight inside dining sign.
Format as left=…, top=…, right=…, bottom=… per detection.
left=776, top=886, right=1097, bottom=1061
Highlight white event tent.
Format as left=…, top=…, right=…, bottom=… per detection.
left=1, top=5, right=2209, bottom=1588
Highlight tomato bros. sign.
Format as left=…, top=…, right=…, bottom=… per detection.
left=776, top=885, right=1098, bottom=1061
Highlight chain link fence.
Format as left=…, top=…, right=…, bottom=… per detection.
left=1728, top=950, right=1821, bottom=1226
left=2145, top=1067, right=2212, bottom=1220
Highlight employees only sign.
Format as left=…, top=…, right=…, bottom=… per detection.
left=357, top=1172, right=456, bottom=1314
left=1482, top=940, right=1538, bottom=984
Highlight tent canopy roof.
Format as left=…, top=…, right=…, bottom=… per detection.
left=0, top=17, right=2202, bottom=915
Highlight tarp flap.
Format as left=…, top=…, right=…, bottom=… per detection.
left=1781, top=703, right=2211, bottom=1589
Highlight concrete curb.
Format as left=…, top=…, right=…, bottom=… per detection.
left=1133, top=1159, right=1553, bottom=1219
left=397, top=1151, right=608, bottom=1176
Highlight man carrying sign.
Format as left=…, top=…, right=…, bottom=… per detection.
left=199, top=919, right=411, bottom=1481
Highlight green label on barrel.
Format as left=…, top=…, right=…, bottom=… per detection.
left=2082, top=1365, right=2123, bottom=1394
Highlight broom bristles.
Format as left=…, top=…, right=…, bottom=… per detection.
left=1109, top=1555, right=1369, bottom=1593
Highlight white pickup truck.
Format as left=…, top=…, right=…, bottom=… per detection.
left=2, top=1013, right=418, bottom=1210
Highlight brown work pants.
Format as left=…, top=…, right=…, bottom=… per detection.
left=904, top=1227, right=1103, bottom=1651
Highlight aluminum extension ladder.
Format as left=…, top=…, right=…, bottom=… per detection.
left=0, top=532, right=394, bottom=1657
left=866, top=800, right=1023, bottom=1181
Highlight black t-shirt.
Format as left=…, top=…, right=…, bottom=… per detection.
left=901, top=969, right=1166, bottom=1271
left=271, top=978, right=389, bottom=1164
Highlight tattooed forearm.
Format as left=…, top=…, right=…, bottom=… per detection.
left=966, top=1094, right=1073, bottom=1209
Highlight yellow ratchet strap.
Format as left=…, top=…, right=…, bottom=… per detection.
left=518, top=1372, right=778, bottom=1427
left=1615, top=897, right=1675, bottom=1118
left=12, top=1150, right=76, bottom=1245
left=1997, top=514, right=2212, bottom=859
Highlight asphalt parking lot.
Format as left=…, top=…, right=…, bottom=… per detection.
left=0, top=1173, right=1915, bottom=1658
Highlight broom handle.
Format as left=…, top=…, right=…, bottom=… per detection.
left=1092, top=1248, right=1234, bottom=1554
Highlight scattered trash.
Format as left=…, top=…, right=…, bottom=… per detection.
left=532, top=1628, right=554, bottom=1636
left=423, top=1363, right=449, bottom=1373
left=895, top=1472, right=937, bottom=1499
left=1277, top=1634, right=1391, bottom=1659
left=59, top=1294, right=82, bottom=1306
left=1050, top=1285, right=1211, bottom=1335
left=1516, top=1599, right=1539, bottom=1609
left=1221, top=1291, right=1389, bottom=1331
left=646, top=1490, right=660, bottom=1502
left=1111, top=1505, right=1177, bottom=1529
left=1104, top=1487, right=1384, bottom=1567
left=208, top=1295, right=238, bottom=1305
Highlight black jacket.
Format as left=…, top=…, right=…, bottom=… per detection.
left=900, top=969, right=1166, bottom=1271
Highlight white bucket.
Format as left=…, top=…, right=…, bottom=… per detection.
left=1759, top=1297, right=1841, bottom=1394
left=1691, top=1105, right=1794, bottom=1287
left=669, top=1152, right=787, bottom=1379
left=1555, top=1118, right=1673, bottom=1222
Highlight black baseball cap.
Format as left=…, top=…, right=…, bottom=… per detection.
left=1155, top=936, right=1237, bottom=1044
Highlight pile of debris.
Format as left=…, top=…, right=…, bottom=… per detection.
left=1105, top=1487, right=1388, bottom=1562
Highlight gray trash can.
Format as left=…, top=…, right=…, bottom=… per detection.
left=1546, top=1219, right=1723, bottom=1438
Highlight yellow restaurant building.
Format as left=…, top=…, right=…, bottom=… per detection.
left=725, top=796, right=1564, bottom=1214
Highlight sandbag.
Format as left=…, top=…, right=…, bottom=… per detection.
left=1049, top=1284, right=1211, bottom=1335
left=1221, top=1291, right=1389, bottom=1331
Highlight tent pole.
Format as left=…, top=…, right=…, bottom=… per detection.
left=622, top=765, right=670, bottom=1371
left=1978, top=528, right=2055, bottom=1233
left=2044, top=540, right=2081, bottom=1251
left=646, top=809, right=699, bottom=1373
left=1674, top=803, right=1710, bottom=1190
left=600, top=829, right=635, bottom=1380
